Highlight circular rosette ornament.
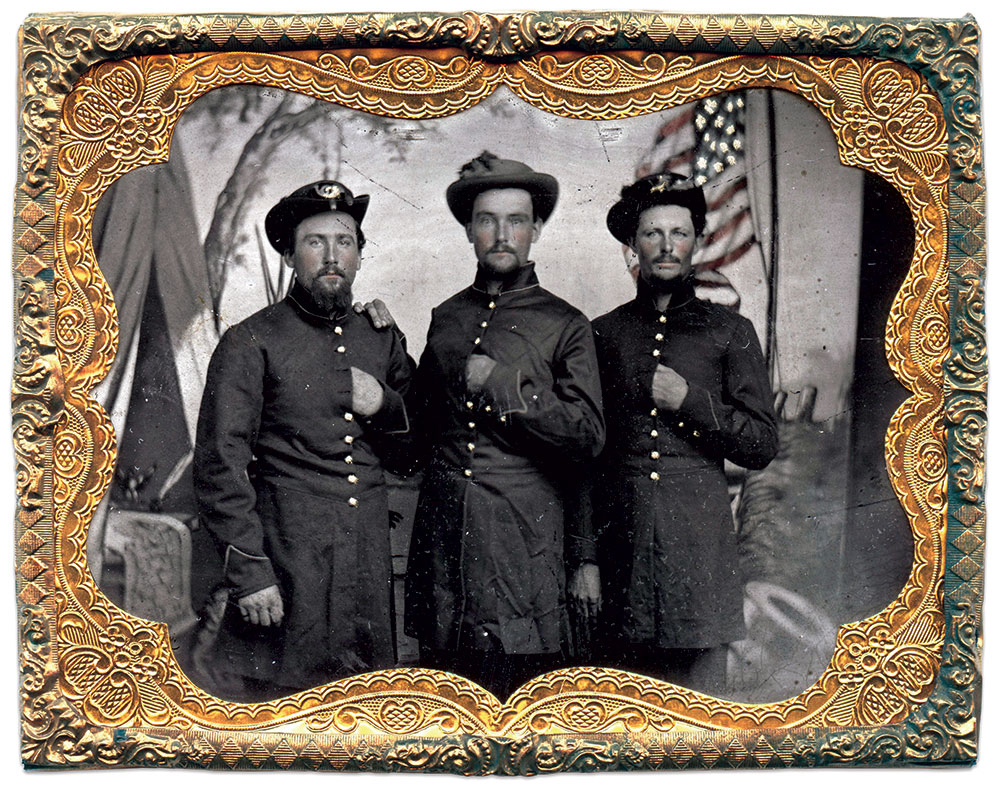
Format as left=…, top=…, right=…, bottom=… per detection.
left=838, top=60, right=947, bottom=178
left=833, top=615, right=942, bottom=726
left=60, top=619, right=174, bottom=726
left=61, top=59, right=171, bottom=175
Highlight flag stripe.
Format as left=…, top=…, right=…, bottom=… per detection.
left=704, top=203, right=752, bottom=246
left=705, top=177, right=747, bottom=211
left=654, top=106, right=698, bottom=143
left=699, top=215, right=755, bottom=263
left=698, top=238, right=758, bottom=272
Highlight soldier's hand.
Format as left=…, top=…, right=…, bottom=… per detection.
left=569, top=562, right=602, bottom=621
left=465, top=354, right=497, bottom=392
left=237, top=584, right=284, bottom=627
left=353, top=298, right=395, bottom=329
left=351, top=366, right=385, bottom=416
left=651, top=364, right=689, bottom=411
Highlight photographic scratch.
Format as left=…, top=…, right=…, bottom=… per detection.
left=595, top=122, right=621, bottom=163
left=342, top=160, right=422, bottom=210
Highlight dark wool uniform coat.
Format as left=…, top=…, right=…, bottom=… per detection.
left=591, top=280, right=778, bottom=650
left=194, top=282, right=415, bottom=691
left=404, top=264, right=605, bottom=656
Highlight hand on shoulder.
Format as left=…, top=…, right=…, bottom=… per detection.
left=353, top=298, right=395, bottom=330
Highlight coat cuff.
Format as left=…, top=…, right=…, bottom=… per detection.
left=224, top=545, right=278, bottom=599
left=363, top=382, right=409, bottom=434
left=566, top=533, right=598, bottom=567
left=478, top=361, right=528, bottom=416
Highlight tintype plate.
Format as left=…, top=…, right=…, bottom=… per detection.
left=13, top=10, right=984, bottom=772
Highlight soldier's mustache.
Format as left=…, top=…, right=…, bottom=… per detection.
left=488, top=244, right=517, bottom=254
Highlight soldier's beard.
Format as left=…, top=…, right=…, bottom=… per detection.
left=309, top=276, right=352, bottom=316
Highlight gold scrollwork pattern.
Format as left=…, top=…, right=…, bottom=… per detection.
left=303, top=695, right=479, bottom=736
left=20, top=605, right=180, bottom=768
left=46, top=45, right=950, bottom=737
left=14, top=12, right=982, bottom=772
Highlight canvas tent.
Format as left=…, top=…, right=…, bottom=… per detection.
left=88, top=141, right=218, bottom=607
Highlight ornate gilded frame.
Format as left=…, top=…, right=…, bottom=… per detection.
left=13, top=12, right=984, bottom=771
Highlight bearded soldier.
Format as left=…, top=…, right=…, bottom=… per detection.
left=195, top=181, right=414, bottom=699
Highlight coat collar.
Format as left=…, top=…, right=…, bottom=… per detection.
left=471, top=262, right=540, bottom=296
left=631, top=275, right=697, bottom=320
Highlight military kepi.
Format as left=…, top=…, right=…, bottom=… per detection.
left=265, top=180, right=369, bottom=253
left=606, top=172, right=707, bottom=245
left=446, top=151, right=559, bottom=225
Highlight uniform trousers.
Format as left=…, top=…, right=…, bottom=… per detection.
left=420, top=634, right=563, bottom=701
left=613, top=644, right=729, bottom=694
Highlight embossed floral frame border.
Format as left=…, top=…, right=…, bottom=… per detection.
left=13, top=12, right=984, bottom=772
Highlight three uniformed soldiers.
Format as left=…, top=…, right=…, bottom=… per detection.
left=195, top=165, right=776, bottom=700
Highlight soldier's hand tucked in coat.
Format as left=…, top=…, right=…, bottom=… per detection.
left=651, top=363, right=689, bottom=411
left=465, top=353, right=498, bottom=392
left=351, top=366, right=385, bottom=416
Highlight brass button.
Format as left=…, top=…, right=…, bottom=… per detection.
left=345, top=455, right=354, bottom=464
left=651, top=451, right=660, bottom=460
left=348, top=474, right=358, bottom=484
left=677, top=421, right=684, bottom=428
left=650, top=472, right=660, bottom=481
left=345, top=412, right=354, bottom=422
left=334, top=326, right=343, bottom=335
left=484, top=405, right=492, bottom=413
left=693, top=430, right=701, bottom=438
left=655, top=333, right=664, bottom=341
left=466, top=401, right=474, bottom=409
left=488, top=301, right=496, bottom=309
left=500, top=415, right=507, bottom=423
left=348, top=497, right=359, bottom=507
left=337, top=345, right=346, bottom=353
left=658, top=315, right=667, bottom=323
left=467, top=442, right=476, bottom=451
left=464, top=469, right=472, bottom=478
left=652, top=349, right=660, bottom=357
left=474, top=337, right=481, bottom=345
left=650, top=408, right=658, bottom=417
left=344, top=435, right=354, bottom=444
left=650, top=430, right=658, bottom=438
left=468, top=421, right=476, bottom=429
left=481, top=321, right=488, bottom=328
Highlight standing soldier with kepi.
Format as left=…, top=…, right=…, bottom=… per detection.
left=195, top=181, right=414, bottom=700
left=591, top=173, right=778, bottom=692
left=404, top=152, right=605, bottom=699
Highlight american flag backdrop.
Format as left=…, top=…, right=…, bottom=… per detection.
left=632, top=92, right=769, bottom=313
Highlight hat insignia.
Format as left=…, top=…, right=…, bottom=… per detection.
left=315, top=183, right=343, bottom=200
left=649, top=177, right=671, bottom=194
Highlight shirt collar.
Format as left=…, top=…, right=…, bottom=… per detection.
left=471, top=262, right=540, bottom=296
left=286, top=280, right=350, bottom=324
